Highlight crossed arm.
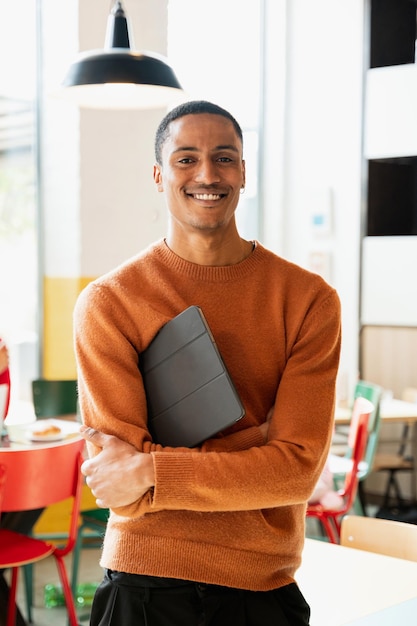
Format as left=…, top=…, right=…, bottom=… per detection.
left=80, top=412, right=272, bottom=509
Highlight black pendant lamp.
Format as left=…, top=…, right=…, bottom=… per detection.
left=55, top=1, right=185, bottom=109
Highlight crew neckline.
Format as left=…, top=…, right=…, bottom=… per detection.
left=152, top=239, right=262, bottom=283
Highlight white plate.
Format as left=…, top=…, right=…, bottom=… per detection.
left=27, top=431, right=65, bottom=442
left=25, top=419, right=65, bottom=442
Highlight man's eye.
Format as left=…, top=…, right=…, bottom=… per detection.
left=218, top=157, right=233, bottom=163
left=178, top=157, right=194, bottom=164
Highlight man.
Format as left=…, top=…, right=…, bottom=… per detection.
left=75, top=100, right=341, bottom=625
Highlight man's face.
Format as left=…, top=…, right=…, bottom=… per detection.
left=153, top=113, right=245, bottom=234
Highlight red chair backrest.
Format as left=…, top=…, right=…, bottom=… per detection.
left=340, top=397, right=373, bottom=510
left=0, top=437, right=85, bottom=560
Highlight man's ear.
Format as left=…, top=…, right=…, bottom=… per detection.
left=153, top=164, right=164, bottom=192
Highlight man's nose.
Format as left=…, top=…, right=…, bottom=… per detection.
left=194, top=159, right=220, bottom=183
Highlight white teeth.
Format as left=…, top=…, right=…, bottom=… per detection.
left=194, top=193, right=221, bottom=200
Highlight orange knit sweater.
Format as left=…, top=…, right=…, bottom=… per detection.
left=74, top=239, right=341, bottom=591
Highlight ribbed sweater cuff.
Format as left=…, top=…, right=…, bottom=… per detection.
left=152, top=453, right=197, bottom=508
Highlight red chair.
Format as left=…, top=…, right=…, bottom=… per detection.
left=306, top=397, right=374, bottom=543
left=0, top=437, right=85, bottom=626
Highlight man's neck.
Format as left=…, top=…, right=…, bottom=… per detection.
left=165, top=231, right=253, bottom=267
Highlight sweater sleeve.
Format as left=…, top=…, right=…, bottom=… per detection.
left=74, top=282, right=151, bottom=451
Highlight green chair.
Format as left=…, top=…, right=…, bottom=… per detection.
left=24, top=379, right=79, bottom=622
left=32, top=379, right=78, bottom=418
left=71, top=507, right=109, bottom=598
left=32, top=379, right=107, bottom=601
left=329, top=380, right=383, bottom=516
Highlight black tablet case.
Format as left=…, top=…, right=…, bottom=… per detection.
left=140, top=306, right=245, bottom=447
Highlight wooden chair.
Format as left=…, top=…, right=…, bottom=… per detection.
left=341, top=514, right=417, bottom=561
left=372, top=387, right=417, bottom=510
left=0, top=437, right=85, bottom=626
left=306, top=397, right=374, bottom=543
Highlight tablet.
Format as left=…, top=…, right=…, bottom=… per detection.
left=140, top=306, right=245, bottom=447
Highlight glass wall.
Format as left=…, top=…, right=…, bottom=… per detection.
left=167, top=0, right=263, bottom=239
left=0, top=1, right=39, bottom=400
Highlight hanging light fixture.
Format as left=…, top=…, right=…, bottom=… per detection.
left=53, top=1, right=185, bottom=109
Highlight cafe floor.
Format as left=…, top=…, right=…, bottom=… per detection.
left=14, top=547, right=103, bottom=625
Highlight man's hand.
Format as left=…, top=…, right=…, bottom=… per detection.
left=80, top=427, right=155, bottom=509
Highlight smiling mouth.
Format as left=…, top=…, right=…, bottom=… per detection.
left=189, top=193, right=226, bottom=201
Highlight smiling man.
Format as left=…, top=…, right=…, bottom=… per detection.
left=74, top=101, right=341, bottom=626
left=153, top=103, right=251, bottom=264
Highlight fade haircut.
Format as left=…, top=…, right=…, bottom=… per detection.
left=154, top=100, right=243, bottom=166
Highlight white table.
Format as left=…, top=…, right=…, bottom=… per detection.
left=298, top=538, right=417, bottom=625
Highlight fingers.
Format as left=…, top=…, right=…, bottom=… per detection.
left=79, top=425, right=112, bottom=447
left=81, top=456, right=94, bottom=477
left=79, top=424, right=98, bottom=438
left=83, top=469, right=107, bottom=508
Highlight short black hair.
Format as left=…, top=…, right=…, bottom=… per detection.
left=154, top=100, right=243, bottom=165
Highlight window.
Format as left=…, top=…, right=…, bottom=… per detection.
left=0, top=1, right=39, bottom=399
left=167, top=0, right=263, bottom=238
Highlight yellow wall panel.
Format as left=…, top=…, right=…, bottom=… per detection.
left=43, top=276, right=96, bottom=378
left=34, top=484, right=97, bottom=534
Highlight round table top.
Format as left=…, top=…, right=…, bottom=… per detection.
left=1, top=417, right=81, bottom=451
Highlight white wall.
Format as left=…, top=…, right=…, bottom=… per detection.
left=262, top=0, right=366, bottom=401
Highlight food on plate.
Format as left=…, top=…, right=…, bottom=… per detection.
left=31, top=424, right=62, bottom=437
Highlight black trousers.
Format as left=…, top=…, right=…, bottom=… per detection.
left=90, top=570, right=311, bottom=626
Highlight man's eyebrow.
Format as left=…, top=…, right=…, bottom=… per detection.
left=215, top=144, right=240, bottom=153
left=172, top=146, right=198, bottom=154
left=172, top=144, right=240, bottom=154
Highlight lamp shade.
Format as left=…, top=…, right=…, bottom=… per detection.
left=54, top=1, right=184, bottom=109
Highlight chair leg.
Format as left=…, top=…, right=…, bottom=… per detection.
left=318, top=516, right=339, bottom=543
left=71, top=526, right=84, bottom=598
left=383, top=470, right=407, bottom=508
left=23, top=564, right=33, bottom=623
left=7, top=568, right=18, bottom=626
left=54, top=554, right=79, bottom=626
left=354, top=482, right=366, bottom=516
